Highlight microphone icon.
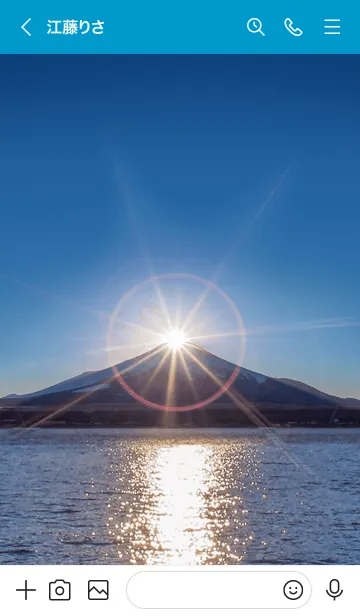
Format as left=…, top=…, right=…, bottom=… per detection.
left=326, top=579, right=343, bottom=600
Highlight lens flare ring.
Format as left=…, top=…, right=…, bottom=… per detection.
left=106, top=272, right=246, bottom=412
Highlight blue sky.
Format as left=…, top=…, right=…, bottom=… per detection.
left=0, top=55, right=359, bottom=398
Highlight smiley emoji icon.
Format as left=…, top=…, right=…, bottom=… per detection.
left=283, top=580, right=304, bottom=600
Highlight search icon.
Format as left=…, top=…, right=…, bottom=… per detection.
left=247, top=18, right=265, bottom=36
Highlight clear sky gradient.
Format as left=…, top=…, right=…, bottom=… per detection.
left=0, top=55, right=359, bottom=398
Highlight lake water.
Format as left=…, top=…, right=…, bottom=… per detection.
left=1, top=428, right=360, bottom=565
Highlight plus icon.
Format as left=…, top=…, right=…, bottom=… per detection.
left=16, top=580, right=36, bottom=600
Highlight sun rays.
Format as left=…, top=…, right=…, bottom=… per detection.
left=106, top=272, right=246, bottom=365
left=101, top=272, right=249, bottom=415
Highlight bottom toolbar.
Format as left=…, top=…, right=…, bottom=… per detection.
left=1, top=565, right=359, bottom=614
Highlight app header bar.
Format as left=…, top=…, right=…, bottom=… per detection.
left=1, top=0, right=359, bottom=53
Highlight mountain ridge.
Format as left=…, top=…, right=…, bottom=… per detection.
left=277, top=378, right=360, bottom=408
left=2, top=343, right=359, bottom=409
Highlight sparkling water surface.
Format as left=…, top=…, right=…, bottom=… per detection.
left=1, top=428, right=359, bottom=565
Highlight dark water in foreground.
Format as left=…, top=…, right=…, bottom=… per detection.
left=1, top=428, right=360, bottom=565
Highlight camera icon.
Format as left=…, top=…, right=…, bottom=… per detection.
left=49, top=579, right=71, bottom=601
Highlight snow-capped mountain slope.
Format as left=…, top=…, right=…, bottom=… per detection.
left=176, top=344, right=267, bottom=383
left=21, top=368, right=113, bottom=398
left=17, top=347, right=165, bottom=399
left=238, top=367, right=266, bottom=384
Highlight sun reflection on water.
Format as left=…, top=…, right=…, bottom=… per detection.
left=105, top=436, right=264, bottom=565
left=145, top=444, right=215, bottom=564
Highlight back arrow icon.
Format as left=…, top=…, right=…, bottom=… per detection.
left=21, top=18, right=31, bottom=36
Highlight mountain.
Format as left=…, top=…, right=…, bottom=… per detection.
left=1, top=344, right=359, bottom=427
left=1, top=343, right=354, bottom=407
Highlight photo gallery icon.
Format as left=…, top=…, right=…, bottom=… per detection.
left=88, top=580, right=109, bottom=600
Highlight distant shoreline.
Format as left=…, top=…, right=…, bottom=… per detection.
left=1, top=423, right=360, bottom=429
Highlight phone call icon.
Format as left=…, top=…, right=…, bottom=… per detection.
left=284, top=18, right=303, bottom=37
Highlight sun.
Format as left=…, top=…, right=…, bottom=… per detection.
left=163, top=329, right=187, bottom=350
